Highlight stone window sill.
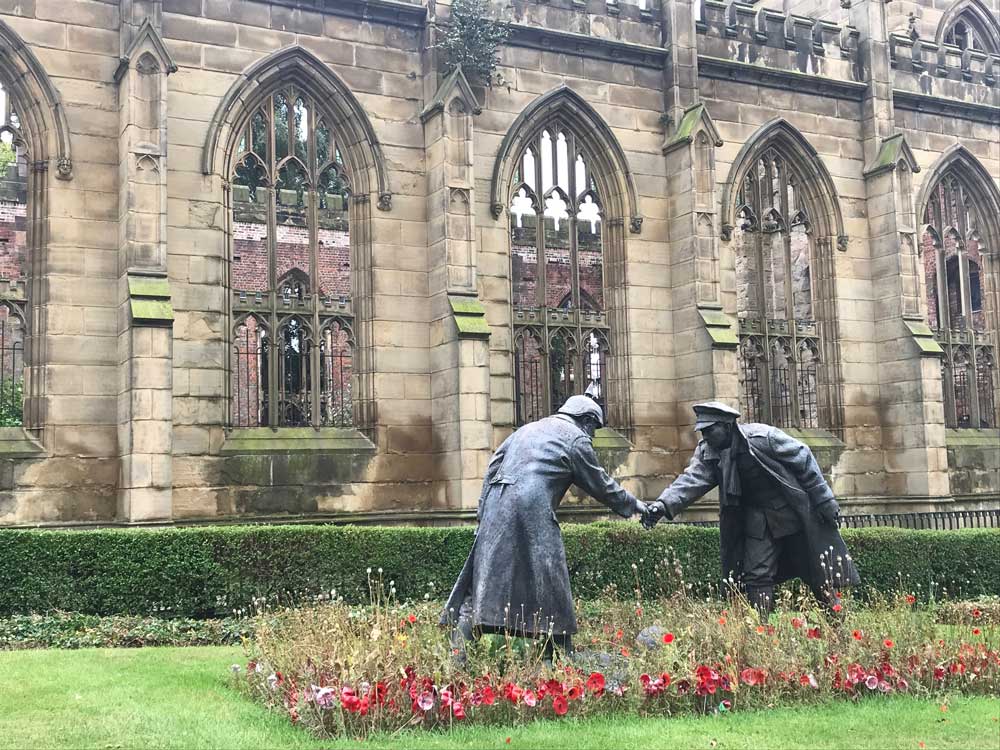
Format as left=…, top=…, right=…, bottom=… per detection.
left=593, top=426, right=632, bottom=470
left=0, top=427, right=45, bottom=457
left=945, top=428, right=1000, bottom=447
left=220, top=427, right=376, bottom=455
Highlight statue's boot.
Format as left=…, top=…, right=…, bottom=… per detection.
left=746, top=585, right=775, bottom=621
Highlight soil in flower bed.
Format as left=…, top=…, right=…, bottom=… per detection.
left=236, top=579, right=1000, bottom=740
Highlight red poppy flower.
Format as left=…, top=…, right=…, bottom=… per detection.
left=832, top=603, right=843, bottom=613
left=636, top=607, right=643, bottom=616
left=620, top=648, right=630, bottom=657
left=718, top=616, right=728, bottom=626
left=791, top=617, right=805, bottom=629
left=614, top=629, right=623, bottom=641
left=973, top=628, right=982, bottom=636
left=452, top=702, right=465, bottom=720
left=506, top=739, right=511, bottom=745
left=806, top=627, right=821, bottom=639
left=884, top=639, right=894, bottom=649
left=905, top=594, right=916, bottom=605
left=852, top=630, right=863, bottom=641
left=663, top=632, right=675, bottom=644
left=407, top=613, right=417, bottom=624
left=660, top=672, right=672, bottom=687
left=552, top=695, right=568, bottom=716
left=755, top=625, right=765, bottom=634
left=740, top=668, right=760, bottom=686
left=972, top=609, right=982, bottom=619
left=586, top=672, right=606, bottom=694
left=567, top=685, right=582, bottom=701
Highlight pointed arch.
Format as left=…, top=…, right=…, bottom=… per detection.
left=935, top=0, right=1000, bottom=54
left=0, top=17, right=72, bottom=177
left=201, top=45, right=391, bottom=208
left=721, top=118, right=845, bottom=244
left=916, top=144, right=1000, bottom=254
left=917, top=145, right=1000, bottom=429
left=489, top=85, right=642, bottom=233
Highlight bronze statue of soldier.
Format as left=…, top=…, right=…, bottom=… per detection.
left=644, top=402, right=860, bottom=617
left=441, top=395, right=650, bottom=663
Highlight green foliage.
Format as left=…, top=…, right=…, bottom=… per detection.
left=0, top=140, right=15, bottom=176
left=0, top=524, right=996, bottom=618
left=438, top=0, right=510, bottom=86
left=0, top=377, right=22, bottom=426
left=0, top=612, right=251, bottom=650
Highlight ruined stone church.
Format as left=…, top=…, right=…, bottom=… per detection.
left=0, top=0, right=996, bottom=527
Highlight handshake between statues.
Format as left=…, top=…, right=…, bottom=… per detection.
left=634, top=499, right=666, bottom=530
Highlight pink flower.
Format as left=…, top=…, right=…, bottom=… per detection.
left=452, top=701, right=466, bottom=719
left=865, top=675, right=879, bottom=690
left=417, top=691, right=435, bottom=712
left=523, top=690, right=537, bottom=707
left=791, top=617, right=805, bottom=629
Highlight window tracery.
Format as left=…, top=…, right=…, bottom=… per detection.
left=510, top=126, right=611, bottom=425
left=921, top=172, right=997, bottom=428
left=229, top=85, right=354, bottom=429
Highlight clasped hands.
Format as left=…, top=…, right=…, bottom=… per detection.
left=632, top=500, right=667, bottom=530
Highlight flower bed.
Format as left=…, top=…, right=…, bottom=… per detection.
left=235, top=579, right=1000, bottom=739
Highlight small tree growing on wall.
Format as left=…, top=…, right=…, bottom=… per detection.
left=438, top=0, right=510, bottom=86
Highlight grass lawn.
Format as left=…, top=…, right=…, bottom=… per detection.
left=0, top=645, right=997, bottom=750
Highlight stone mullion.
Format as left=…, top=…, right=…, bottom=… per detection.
left=307, top=101, right=319, bottom=429
left=24, top=161, right=46, bottom=435
left=266, top=175, right=279, bottom=429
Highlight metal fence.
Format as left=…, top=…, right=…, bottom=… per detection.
left=671, top=509, right=1000, bottom=531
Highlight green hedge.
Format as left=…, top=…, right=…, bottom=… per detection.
left=0, top=524, right=996, bottom=617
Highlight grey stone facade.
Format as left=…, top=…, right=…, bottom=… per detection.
left=0, top=0, right=996, bottom=527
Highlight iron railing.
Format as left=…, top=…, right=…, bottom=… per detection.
left=669, top=509, right=1000, bottom=531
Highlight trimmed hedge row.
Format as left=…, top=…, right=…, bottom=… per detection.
left=0, top=523, right=997, bottom=617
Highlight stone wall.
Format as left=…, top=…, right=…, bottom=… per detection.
left=0, top=0, right=995, bottom=527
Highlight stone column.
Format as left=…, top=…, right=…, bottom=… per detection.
left=422, top=68, right=492, bottom=509
left=662, top=0, right=736, bottom=455
left=852, top=0, right=949, bottom=498
left=115, top=9, right=177, bottom=521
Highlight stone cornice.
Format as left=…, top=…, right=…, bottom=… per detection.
left=699, top=56, right=867, bottom=101
left=892, top=90, right=1000, bottom=126
left=266, top=0, right=427, bottom=28
left=505, top=24, right=669, bottom=69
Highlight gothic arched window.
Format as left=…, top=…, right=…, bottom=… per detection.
left=229, top=85, right=355, bottom=429
left=0, top=82, right=28, bottom=427
left=921, top=171, right=997, bottom=428
left=938, top=1, right=1000, bottom=54
left=733, top=149, right=827, bottom=429
left=510, top=127, right=611, bottom=424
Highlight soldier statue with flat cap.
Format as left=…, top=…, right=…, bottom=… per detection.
left=644, top=402, right=860, bottom=617
left=441, top=394, right=650, bottom=662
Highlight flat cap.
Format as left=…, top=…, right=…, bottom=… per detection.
left=557, top=394, right=604, bottom=427
left=692, top=401, right=741, bottom=431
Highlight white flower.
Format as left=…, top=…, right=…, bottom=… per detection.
left=230, top=664, right=241, bottom=674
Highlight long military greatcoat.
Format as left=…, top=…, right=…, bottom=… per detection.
left=658, top=423, right=860, bottom=592
left=441, top=414, right=639, bottom=636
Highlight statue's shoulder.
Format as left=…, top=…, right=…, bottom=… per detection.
left=740, top=422, right=776, bottom=439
